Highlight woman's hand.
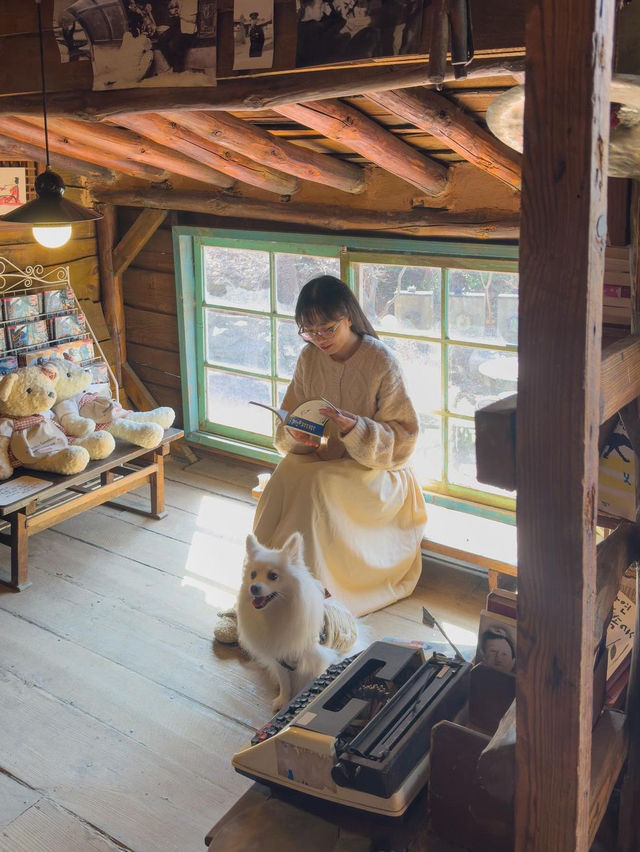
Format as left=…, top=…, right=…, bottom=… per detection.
left=289, top=429, right=322, bottom=447
left=320, top=406, right=357, bottom=436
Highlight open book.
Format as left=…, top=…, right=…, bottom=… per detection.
left=249, top=397, right=339, bottom=444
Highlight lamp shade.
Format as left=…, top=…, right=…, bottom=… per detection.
left=1, top=169, right=102, bottom=226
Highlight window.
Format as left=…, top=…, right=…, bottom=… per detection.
left=175, top=228, right=518, bottom=518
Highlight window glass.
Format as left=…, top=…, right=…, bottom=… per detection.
left=275, top=254, right=340, bottom=315
left=356, top=263, right=441, bottom=336
left=448, top=345, right=518, bottom=417
left=448, top=269, right=519, bottom=344
left=206, top=370, right=272, bottom=434
left=203, top=246, right=270, bottom=310
left=205, top=310, right=270, bottom=374
left=276, top=317, right=302, bottom=380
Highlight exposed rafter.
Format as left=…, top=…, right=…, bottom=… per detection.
left=110, top=113, right=300, bottom=196
left=165, top=110, right=365, bottom=194
left=0, top=60, right=526, bottom=120
left=0, top=117, right=166, bottom=183
left=99, top=188, right=519, bottom=239
left=368, top=88, right=522, bottom=190
left=0, top=132, right=115, bottom=182
left=275, top=100, right=448, bottom=196
left=43, top=117, right=235, bottom=189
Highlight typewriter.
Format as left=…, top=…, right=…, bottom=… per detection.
left=232, top=640, right=470, bottom=816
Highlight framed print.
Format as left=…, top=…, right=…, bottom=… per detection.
left=0, top=167, right=27, bottom=217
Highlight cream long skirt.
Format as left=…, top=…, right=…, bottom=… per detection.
left=253, top=453, right=427, bottom=618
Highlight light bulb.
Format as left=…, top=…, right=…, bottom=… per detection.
left=32, top=224, right=72, bottom=249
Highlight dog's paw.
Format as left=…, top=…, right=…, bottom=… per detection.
left=271, top=693, right=289, bottom=714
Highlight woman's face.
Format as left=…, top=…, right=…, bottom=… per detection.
left=300, top=314, right=358, bottom=359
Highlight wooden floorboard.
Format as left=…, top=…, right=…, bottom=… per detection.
left=0, top=454, right=487, bottom=851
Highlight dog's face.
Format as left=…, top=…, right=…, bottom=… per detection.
left=241, top=532, right=303, bottom=611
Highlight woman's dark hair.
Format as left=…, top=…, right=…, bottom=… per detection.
left=295, top=275, right=378, bottom=339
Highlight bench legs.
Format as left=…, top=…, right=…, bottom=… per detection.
left=150, top=450, right=167, bottom=519
left=9, top=511, right=29, bottom=590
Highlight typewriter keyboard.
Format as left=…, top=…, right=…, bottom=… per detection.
left=250, top=653, right=360, bottom=745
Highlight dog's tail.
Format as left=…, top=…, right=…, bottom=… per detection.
left=322, top=599, right=358, bottom=654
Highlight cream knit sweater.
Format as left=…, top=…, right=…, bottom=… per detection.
left=275, top=335, right=420, bottom=471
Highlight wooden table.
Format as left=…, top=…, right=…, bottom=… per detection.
left=204, top=781, right=441, bottom=852
left=0, top=427, right=183, bottom=591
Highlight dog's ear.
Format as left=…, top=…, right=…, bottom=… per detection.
left=246, top=533, right=260, bottom=558
left=282, top=531, right=303, bottom=563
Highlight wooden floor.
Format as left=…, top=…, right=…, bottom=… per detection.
left=0, top=452, right=488, bottom=852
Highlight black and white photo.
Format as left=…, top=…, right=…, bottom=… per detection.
left=295, top=0, right=424, bottom=68
left=54, top=0, right=217, bottom=90
left=233, top=0, right=274, bottom=71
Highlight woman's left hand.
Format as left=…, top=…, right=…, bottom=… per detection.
left=320, top=406, right=357, bottom=436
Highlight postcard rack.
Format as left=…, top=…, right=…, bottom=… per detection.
left=0, top=256, right=118, bottom=401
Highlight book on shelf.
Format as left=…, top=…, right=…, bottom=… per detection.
left=249, top=397, right=339, bottom=445
left=486, top=588, right=517, bottom=620
left=476, top=609, right=517, bottom=675
left=605, top=589, right=635, bottom=680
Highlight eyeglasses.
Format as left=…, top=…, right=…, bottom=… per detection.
left=298, top=318, right=345, bottom=341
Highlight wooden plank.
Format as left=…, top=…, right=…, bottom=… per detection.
left=0, top=800, right=124, bottom=852
left=0, top=775, right=40, bottom=832
left=617, top=568, right=640, bottom=850
left=514, top=0, right=615, bottom=850
left=588, top=709, right=629, bottom=846
left=130, top=361, right=181, bottom=391
left=127, top=342, right=181, bottom=376
left=122, top=267, right=178, bottom=315
left=78, top=299, right=111, bottom=342
left=124, top=306, right=179, bottom=352
left=112, top=208, right=168, bottom=279
left=96, top=205, right=124, bottom=383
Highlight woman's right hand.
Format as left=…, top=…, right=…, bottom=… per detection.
left=290, top=429, right=321, bottom=447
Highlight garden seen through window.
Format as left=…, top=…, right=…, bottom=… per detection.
left=177, top=230, right=518, bottom=517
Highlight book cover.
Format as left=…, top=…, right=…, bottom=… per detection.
left=249, top=397, right=339, bottom=444
left=606, top=589, right=635, bottom=680
left=486, top=588, right=517, bottom=620
left=476, top=609, right=517, bottom=675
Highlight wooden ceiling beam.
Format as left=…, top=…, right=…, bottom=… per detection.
left=0, top=117, right=166, bottom=183
left=274, top=100, right=448, bottom=196
left=43, top=117, right=234, bottom=189
left=165, top=110, right=365, bottom=195
left=99, top=188, right=519, bottom=239
left=110, top=113, right=299, bottom=196
left=367, top=88, right=522, bottom=190
left=0, top=59, right=525, bottom=120
left=112, top=209, right=168, bottom=279
left=0, top=132, right=115, bottom=182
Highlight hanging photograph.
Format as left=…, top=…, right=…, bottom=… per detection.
left=0, top=167, right=27, bottom=217
left=296, top=0, right=424, bottom=68
left=232, top=0, right=274, bottom=71
left=53, top=0, right=217, bottom=89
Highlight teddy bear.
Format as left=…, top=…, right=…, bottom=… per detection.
left=0, top=364, right=91, bottom=480
left=44, top=358, right=116, bottom=460
left=46, top=357, right=175, bottom=450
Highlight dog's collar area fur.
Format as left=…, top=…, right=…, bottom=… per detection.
left=278, top=627, right=327, bottom=671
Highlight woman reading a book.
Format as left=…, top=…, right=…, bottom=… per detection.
left=215, top=275, right=427, bottom=643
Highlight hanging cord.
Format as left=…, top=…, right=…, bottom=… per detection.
left=35, top=0, right=50, bottom=169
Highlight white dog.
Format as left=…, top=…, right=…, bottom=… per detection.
left=237, top=532, right=357, bottom=713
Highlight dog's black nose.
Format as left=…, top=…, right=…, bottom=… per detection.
left=250, top=584, right=261, bottom=596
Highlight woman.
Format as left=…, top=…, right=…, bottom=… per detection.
left=215, top=275, right=427, bottom=641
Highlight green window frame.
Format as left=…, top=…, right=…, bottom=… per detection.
left=174, top=226, right=518, bottom=523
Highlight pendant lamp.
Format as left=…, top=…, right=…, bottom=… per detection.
left=1, top=0, right=101, bottom=248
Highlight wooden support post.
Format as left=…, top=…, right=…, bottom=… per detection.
left=112, top=208, right=168, bottom=279
left=515, top=1, right=614, bottom=851
left=150, top=448, right=167, bottom=519
left=96, top=204, right=125, bottom=385
left=9, top=511, right=28, bottom=590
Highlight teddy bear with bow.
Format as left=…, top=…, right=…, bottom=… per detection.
left=0, top=364, right=91, bottom=480
left=47, top=357, right=175, bottom=450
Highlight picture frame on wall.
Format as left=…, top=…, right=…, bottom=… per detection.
left=0, top=167, right=27, bottom=217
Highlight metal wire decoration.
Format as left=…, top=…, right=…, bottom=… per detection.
left=0, top=256, right=70, bottom=293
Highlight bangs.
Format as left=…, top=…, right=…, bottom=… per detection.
left=297, top=307, right=341, bottom=329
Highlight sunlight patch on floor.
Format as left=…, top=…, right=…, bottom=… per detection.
left=181, top=492, right=255, bottom=609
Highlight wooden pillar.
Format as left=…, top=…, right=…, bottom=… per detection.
left=96, top=204, right=125, bottom=385
left=515, top=1, right=614, bottom=850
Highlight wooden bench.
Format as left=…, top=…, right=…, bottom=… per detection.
left=0, top=427, right=183, bottom=590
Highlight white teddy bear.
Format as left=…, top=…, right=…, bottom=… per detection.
left=0, top=364, right=90, bottom=479
left=47, top=357, right=175, bottom=450
left=45, top=358, right=115, bottom=460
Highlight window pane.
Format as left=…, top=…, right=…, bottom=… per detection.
left=276, top=318, right=302, bottom=380
left=205, top=310, right=271, bottom=374
left=207, top=370, right=273, bottom=435
left=448, top=417, right=513, bottom=496
left=275, top=254, right=340, bottom=315
left=357, top=263, right=441, bottom=336
left=202, top=246, right=270, bottom=310
left=412, top=414, right=443, bottom=484
left=448, top=269, right=519, bottom=343
left=448, top=345, right=518, bottom=416
left=382, top=336, right=441, bottom=417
